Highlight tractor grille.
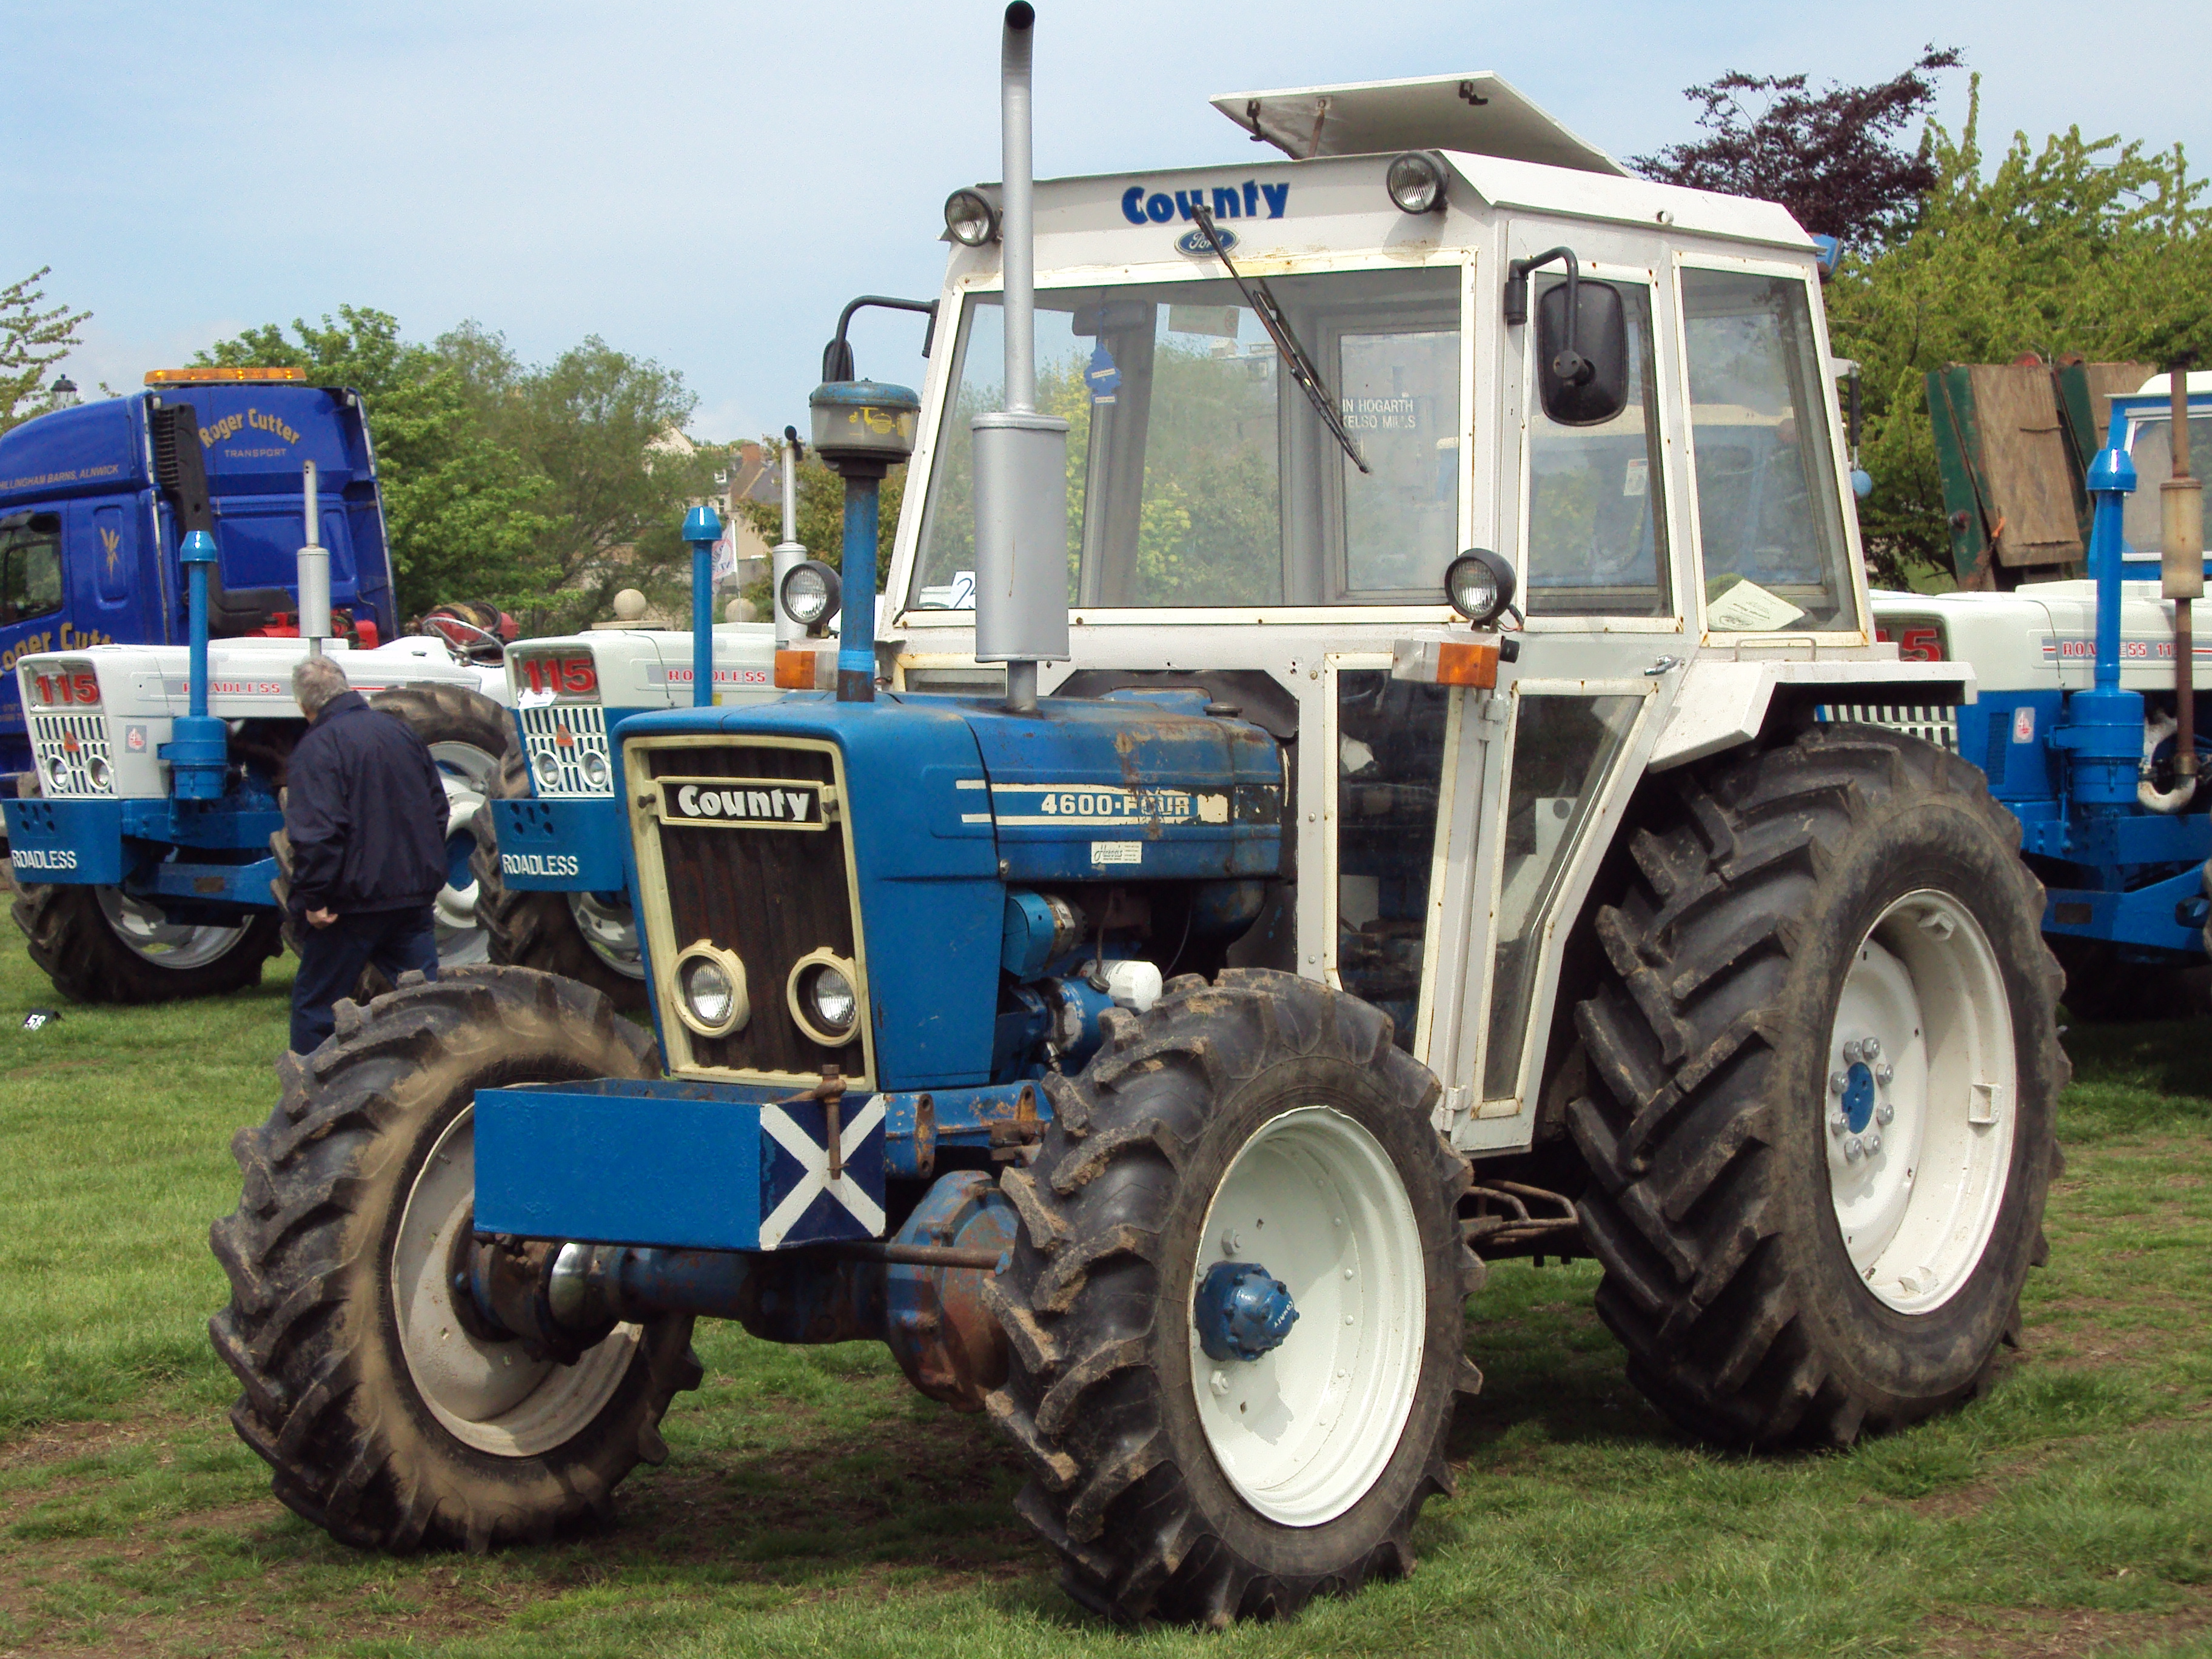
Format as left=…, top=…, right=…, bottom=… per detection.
left=518, top=704, right=611, bottom=797
left=30, top=714, right=115, bottom=797
left=1818, top=704, right=1959, bottom=754
left=634, top=739, right=869, bottom=1084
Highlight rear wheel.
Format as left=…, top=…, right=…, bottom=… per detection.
left=1570, top=725, right=2064, bottom=1447
left=10, top=880, right=282, bottom=1003
left=209, top=965, right=700, bottom=1549
left=272, top=683, right=511, bottom=994
left=471, top=745, right=646, bottom=1010
left=985, top=968, right=1482, bottom=1624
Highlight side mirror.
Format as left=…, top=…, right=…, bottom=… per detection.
left=1535, top=278, right=1629, bottom=427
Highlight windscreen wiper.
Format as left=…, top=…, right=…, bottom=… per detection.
left=1189, top=205, right=1369, bottom=474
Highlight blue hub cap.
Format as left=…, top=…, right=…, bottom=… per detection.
left=1842, top=1061, right=1876, bottom=1133
left=1194, top=1261, right=1298, bottom=1362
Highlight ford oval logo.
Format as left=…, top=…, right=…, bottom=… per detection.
left=1176, top=226, right=1235, bottom=256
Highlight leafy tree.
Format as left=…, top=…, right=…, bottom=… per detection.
left=196, top=309, right=554, bottom=615
left=0, top=269, right=92, bottom=435
left=1634, top=49, right=1962, bottom=250
left=1823, top=82, right=2212, bottom=582
left=459, top=332, right=718, bottom=629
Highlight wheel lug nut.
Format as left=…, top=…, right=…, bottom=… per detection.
left=1841, top=1041, right=1863, bottom=1064
left=1865, top=1130, right=1883, bottom=1155
left=1875, top=1102, right=1894, bottom=1127
left=1222, top=1230, right=1242, bottom=1256
left=1863, top=1037, right=1882, bottom=1061
left=1845, top=1136, right=1865, bottom=1163
left=1829, top=1072, right=1849, bottom=1095
left=1829, top=1113, right=1848, bottom=1136
left=1210, top=1370, right=1232, bottom=1396
left=1875, top=1064, right=1894, bottom=1086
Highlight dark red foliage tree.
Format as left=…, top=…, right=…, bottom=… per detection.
left=1633, top=48, right=1964, bottom=249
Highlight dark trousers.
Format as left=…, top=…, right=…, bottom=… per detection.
left=289, top=905, right=439, bottom=1055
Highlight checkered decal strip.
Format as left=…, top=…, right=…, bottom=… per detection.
left=1818, top=705, right=1960, bottom=753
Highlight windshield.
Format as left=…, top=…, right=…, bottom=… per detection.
left=910, top=266, right=1462, bottom=612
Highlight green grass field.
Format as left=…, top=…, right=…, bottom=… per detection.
left=0, top=942, right=2206, bottom=1658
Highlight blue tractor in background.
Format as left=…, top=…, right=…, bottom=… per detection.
left=1866, top=368, right=2212, bottom=1017
left=0, top=370, right=518, bottom=1002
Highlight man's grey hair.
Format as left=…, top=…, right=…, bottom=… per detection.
left=292, top=654, right=352, bottom=718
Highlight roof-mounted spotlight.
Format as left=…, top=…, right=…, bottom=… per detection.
left=944, top=187, right=1001, bottom=247
left=1386, top=152, right=1447, bottom=216
left=1444, top=549, right=1517, bottom=626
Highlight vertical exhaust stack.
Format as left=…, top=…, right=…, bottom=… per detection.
left=970, top=1, right=1069, bottom=714
left=773, top=424, right=808, bottom=650
left=297, top=460, right=330, bottom=657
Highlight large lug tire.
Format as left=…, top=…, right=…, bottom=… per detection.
left=471, top=745, right=647, bottom=1010
left=271, top=683, right=512, bottom=993
left=209, top=965, right=701, bottom=1550
left=1570, top=725, right=2065, bottom=1449
left=985, top=968, right=1482, bottom=1626
left=10, top=880, right=283, bottom=1003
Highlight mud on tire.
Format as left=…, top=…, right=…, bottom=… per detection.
left=471, top=744, right=647, bottom=1010
left=985, top=968, right=1483, bottom=1626
left=209, top=965, right=700, bottom=1550
left=1569, top=724, right=2065, bottom=1449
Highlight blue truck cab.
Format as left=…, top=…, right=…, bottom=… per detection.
left=0, top=370, right=397, bottom=781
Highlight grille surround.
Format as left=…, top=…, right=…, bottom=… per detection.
left=519, top=704, right=612, bottom=797
left=626, top=734, right=873, bottom=1087
left=30, top=713, right=116, bottom=797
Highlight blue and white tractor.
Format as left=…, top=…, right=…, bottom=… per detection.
left=212, top=12, right=2062, bottom=1624
left=1867, top=370, right=2212, bottom=1017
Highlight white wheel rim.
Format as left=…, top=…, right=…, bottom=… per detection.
left=94, top=885, right=253, bottom=971
left=427, top=741, right=498, bottom=966
left=392, top=1107, right=641, bottom=1456
left=1187, top=1106, right=1425, bottom=1527
left=1824, top=889, right=2017, bottom=1315
left=567, top=891, right=646, bottom=979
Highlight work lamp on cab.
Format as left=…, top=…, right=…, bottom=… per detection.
left=779, top=559, right=842, bottom=635
left=788, top=948, right=860, bottom=1047
left=944, top=188, right=1001, bottom=247
left=1444, top=548, right=1517, bottom=625
left=1386, top=152, right=1447, bottom=216
left=672, top=942, right=749, bottom=1039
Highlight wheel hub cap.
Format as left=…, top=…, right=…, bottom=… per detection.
left=1195, top=1261, right=1299, bottom=1362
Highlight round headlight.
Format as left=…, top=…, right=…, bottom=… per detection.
left=86, top=756, right=112, bottom=793
left=780, top=559, right=843, bottom=631
left=44, top=754, right=69, bottom=790
left=788, top=950, right=860, bottom=1047
left=531, top=742, right=561, bottom=777
left=1444, top=548, right=1518, bottom=625
left=580, top=749, right=610, bottom=791
left=672, top=942, right=749, bottom=1039
left=809, top=964, right=857, bottom=1033
left=944, top=187, right=1000, bottom=247
left=1386, top=152, right=1446, bottom=216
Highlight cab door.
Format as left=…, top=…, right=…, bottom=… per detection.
left=1426, top=238, right=1694, bottom=1151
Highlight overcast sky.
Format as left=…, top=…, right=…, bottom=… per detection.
left=12, top=0, right=2207, bottom=443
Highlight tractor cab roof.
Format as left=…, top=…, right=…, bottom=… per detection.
left=1209, top=72, right=1627, bottom=176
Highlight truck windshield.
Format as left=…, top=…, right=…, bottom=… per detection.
left=0, top=521, right=63, bottom=626
left=909, top=267, right=1461, bottom=612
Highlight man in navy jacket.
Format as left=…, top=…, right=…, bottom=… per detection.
left=283, top=654, right=451, bottom=1055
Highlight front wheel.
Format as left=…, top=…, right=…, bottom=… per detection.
left=1570, top=725, right=2065, bottom=1447
left=209, top=966, right=701, bottom=1549
left=10, top=880, right=282, bottom=1003
left=985, top=969, right=1482, bottom=1625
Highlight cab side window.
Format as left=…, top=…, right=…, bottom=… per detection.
left=0, top=522, right=64, bottom=626
left=1681, top=269, right=1858, bottom=632
left=1523, top=280, right=1670, bottom=617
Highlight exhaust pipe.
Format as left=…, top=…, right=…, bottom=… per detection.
left=773, top=424, right=808, bottom=649
left=297, top=460, right=331, bottom=657
left=970, top=1, right=1068, bottom=714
